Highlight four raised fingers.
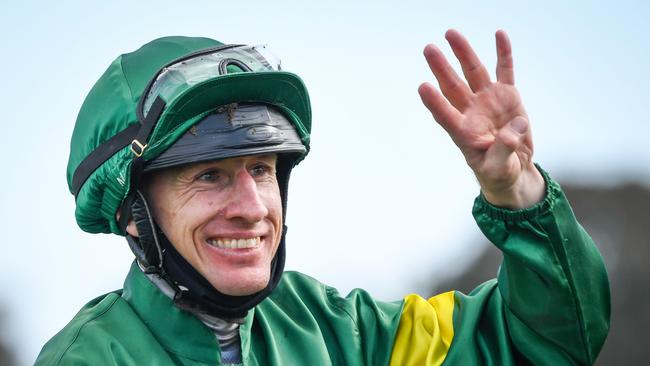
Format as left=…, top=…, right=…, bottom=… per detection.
left=422, top=29, right=517, bottom=132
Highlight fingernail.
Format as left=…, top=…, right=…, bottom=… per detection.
left=510, top=117, right=528, bottom=134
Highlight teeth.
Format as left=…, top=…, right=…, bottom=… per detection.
left=207, top=237, right=260, bottom=249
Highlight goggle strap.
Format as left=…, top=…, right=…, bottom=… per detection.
left=118, top=96, right=166, bottom=233
left=71, top=123, right=139, bottom=197
left=131, top=96, right=166, bottom=157
left=71, top=96, right=167, bottom=199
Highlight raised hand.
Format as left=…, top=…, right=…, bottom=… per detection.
left=419, top=29, right=545, bottom=209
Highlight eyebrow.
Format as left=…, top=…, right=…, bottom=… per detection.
left=181, top=154, right=278, bottom=173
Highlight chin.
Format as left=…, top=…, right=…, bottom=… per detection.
left=209, top=269, right=270, bottom=296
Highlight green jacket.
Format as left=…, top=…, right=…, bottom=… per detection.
left=36, top=174, right=609, bottom=365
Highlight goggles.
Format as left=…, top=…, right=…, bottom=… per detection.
left=139, top=44, right=282, bottom=120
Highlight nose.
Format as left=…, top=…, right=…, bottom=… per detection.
left=223, top=169, right=269, bottom=223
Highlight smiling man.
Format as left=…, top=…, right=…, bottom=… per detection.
left=36, top=31, right=609, bottom=365
left=142, top=153, right=283, bottom=297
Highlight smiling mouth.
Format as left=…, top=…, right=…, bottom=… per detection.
left=206, top=237, right=261, bottom=249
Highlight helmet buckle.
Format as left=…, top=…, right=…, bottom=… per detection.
left=130, top=139, right=148, bottom=157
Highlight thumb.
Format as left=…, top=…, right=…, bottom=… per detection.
left=486, top=116, right=529, bottom=163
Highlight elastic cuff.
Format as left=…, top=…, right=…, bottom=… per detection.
left=472, top=164, right=562, bottom=222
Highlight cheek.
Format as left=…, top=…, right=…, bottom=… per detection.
left=263, top=186, right=283, bottom=220
left=154, top=196, right=210, bottom=243
left=174, top=198, right=215, bottom=227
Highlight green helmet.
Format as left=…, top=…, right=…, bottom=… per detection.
left=67, top=36, right=312, bottom=235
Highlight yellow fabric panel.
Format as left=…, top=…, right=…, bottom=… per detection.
left=389, top=291, right=455, bottom=366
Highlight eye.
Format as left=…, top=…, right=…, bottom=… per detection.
left=250, top=163, right=273, bottom=178
left=197, top=170, right=220, bottom=183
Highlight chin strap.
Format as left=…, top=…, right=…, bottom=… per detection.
left=126, top=191, right=164, bottom=274
left=127, top=190, right=286, bottom=318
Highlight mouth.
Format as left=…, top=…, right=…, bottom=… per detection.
left=206, top=237, right=261, bottom=249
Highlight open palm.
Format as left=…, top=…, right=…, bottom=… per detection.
left=419, top=30, right=544, bottom=209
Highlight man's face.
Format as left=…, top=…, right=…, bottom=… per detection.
left=143, top=154, right=283, bottom=296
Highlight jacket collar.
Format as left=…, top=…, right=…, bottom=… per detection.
left=121, top=261, right=223, bottom=363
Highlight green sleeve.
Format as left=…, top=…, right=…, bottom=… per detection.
left=444, top=167, right=610, bottom=365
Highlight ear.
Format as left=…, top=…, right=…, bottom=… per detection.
left=126, top=219, right=140, bottom=237
left=116, top=212, right=140, bottom=237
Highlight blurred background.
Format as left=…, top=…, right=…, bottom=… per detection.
left=0, top=1, right=648, bottom=365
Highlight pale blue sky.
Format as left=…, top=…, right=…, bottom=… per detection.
left=1, top=1, right=648, bottom=364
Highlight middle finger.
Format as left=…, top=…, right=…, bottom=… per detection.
left=445, top=29, right=492, bottom=92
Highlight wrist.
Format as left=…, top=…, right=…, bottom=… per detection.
left=481, top=164, right=545, bottom=209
